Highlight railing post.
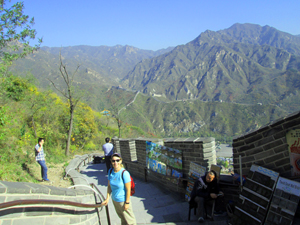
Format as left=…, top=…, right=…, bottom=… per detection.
left=90, top=183, right=111, bottom=225
left=239, top=155, right=243, bottom=192
left=144, top=167, right=148, bottom=182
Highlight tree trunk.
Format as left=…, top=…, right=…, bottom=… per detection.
left=49, top=53, right=81, bottom=157
left=66, top=105, right=74, bottom=156
left=118, top=120, right=121, bottom=138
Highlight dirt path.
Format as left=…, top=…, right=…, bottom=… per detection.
left=29, top=162, right=73, bottom=188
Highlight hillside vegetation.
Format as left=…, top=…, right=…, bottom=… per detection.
left=7, top=23, right=300, bottom=145
left=114, top=89, right=288, bottom=140
left=0, top=73, right=149, bottom=183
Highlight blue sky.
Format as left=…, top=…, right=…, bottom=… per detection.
left=21, top=0, right=300, bottom=50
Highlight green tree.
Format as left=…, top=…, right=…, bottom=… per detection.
left=48, top=52, right=83, bottom=156
left=0, top=0, right=42, bottom=73
left=5, top=75, right=30, bottom=101
left=72, top=102, right=98, bottom=151
left=224, top=161, right=229, bottom=168
left=26, top=86, right=53, bottom=138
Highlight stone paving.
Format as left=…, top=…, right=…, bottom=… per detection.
left=80, top=162, right=229, bottom=225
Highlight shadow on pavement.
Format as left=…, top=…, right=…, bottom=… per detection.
left=81, top=162, right=229, bottom=224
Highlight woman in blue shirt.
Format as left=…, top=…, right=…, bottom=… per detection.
left=101, top=153, right=136, bottom=225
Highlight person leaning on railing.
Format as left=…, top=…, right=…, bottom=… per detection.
left=101, top=153, right=136, bottom=225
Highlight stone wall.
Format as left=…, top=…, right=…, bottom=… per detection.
left=118, top=139, right=137, bottom=162
left=0, top=154, right=104, bottom=225
left=164, top=137, right=217, bottom=178
left=66, top=154, right=94, bottom=187
left=0, top=181, right=99, bottom=225
left=111, top=137, right=216, bottom=195
left=219, top=177, right=240, bottom=204
left=112, top=138, right=164, bottom=180
left=112, top=137, right=240, bottom=203
left=233, top=111, right=300, bottom=178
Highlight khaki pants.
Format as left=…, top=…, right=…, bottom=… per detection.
left=112, top=200, right=136, bottom=225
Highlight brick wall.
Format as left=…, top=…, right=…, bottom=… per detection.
left=233, top=111, right=300, bottom=178
left=219, top=179, right=240, bottom=205
left=111, top=137, right=216, bottom=195
left=0, top=181, right=99, bottom=225
left=114, top=138, right=137, bottom=162
left=0, top=155, right=104, bottom=224
left=112, top=138, right=164, bottom=181
left=164, top=137, right=216, bottom=179
left=112, top=138, right=189, bottom=194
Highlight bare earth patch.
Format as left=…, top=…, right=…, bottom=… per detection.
left=29, top=162, right=73, bottom=188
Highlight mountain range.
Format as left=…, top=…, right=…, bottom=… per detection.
left=122, top=23, right=300, bottom=106
left=10, top=44, right=174, bottom=88
left=8, top=23, right=300, bottom=139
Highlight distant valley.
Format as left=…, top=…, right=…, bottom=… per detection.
left=9, top=23, right=300, bottom=140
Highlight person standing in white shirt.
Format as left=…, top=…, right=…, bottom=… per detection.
left=35, top=138, right=50, bottom=182
left=102, top=137, right=114, bottom=173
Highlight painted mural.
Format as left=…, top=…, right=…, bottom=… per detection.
left=146, top=141, right=183, bottom=180
left=287, top=129, right=300, bottom=176
left=185, top=162, right=206, bottom=201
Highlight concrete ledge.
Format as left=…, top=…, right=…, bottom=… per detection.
left=0, top=153, right=106, bottom=224
left=1, top=181, right=31, bottom=194
left=65, top=154, right=98, bottom=189
left=0, top=181, right=96, bottom=198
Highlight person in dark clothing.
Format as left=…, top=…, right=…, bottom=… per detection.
left=189, top=171, right=224, bottom=223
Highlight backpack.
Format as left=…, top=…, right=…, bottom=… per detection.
left=93, top=156, right=103, bottom=164
left=109, top=168, right=135, bottom=196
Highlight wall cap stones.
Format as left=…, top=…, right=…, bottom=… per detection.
left=234, top=110, right=300, bottom=141
left=0, top=181, right=94, bottom=197
left=164, top=137, right=214, bottom=143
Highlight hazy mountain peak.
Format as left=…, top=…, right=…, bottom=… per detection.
left=122, top=23, right=300, bottom=107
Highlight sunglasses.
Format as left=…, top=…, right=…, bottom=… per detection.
left=111, top=159, right=120, bottom=163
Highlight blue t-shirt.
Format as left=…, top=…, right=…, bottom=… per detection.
left=108, top=168, right=131, bottom=202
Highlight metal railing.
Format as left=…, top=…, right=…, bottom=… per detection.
left=1, top=152, right=109, bottom=225
left=0, top=199, right=102, bottom=209
left=0, top=153, right=113, bottom=224
left=0, top=182, right=110, bottom=225
left=91, top=183, right=111, bottom=225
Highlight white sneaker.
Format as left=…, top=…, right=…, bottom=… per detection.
left=198, top=217, right=205, bottom=223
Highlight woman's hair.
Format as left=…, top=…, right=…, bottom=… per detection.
left=111, top=153, right=124, bottom=168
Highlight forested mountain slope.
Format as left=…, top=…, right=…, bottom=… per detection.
left=8, top=23, right=300, bottom=140
left=122, top=24, right=300, bottom=112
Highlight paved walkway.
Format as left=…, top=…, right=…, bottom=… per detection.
left=80, top=162, right=229, bottom=225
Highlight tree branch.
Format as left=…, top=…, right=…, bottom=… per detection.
left=46, top=78, right=68, bottom=99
